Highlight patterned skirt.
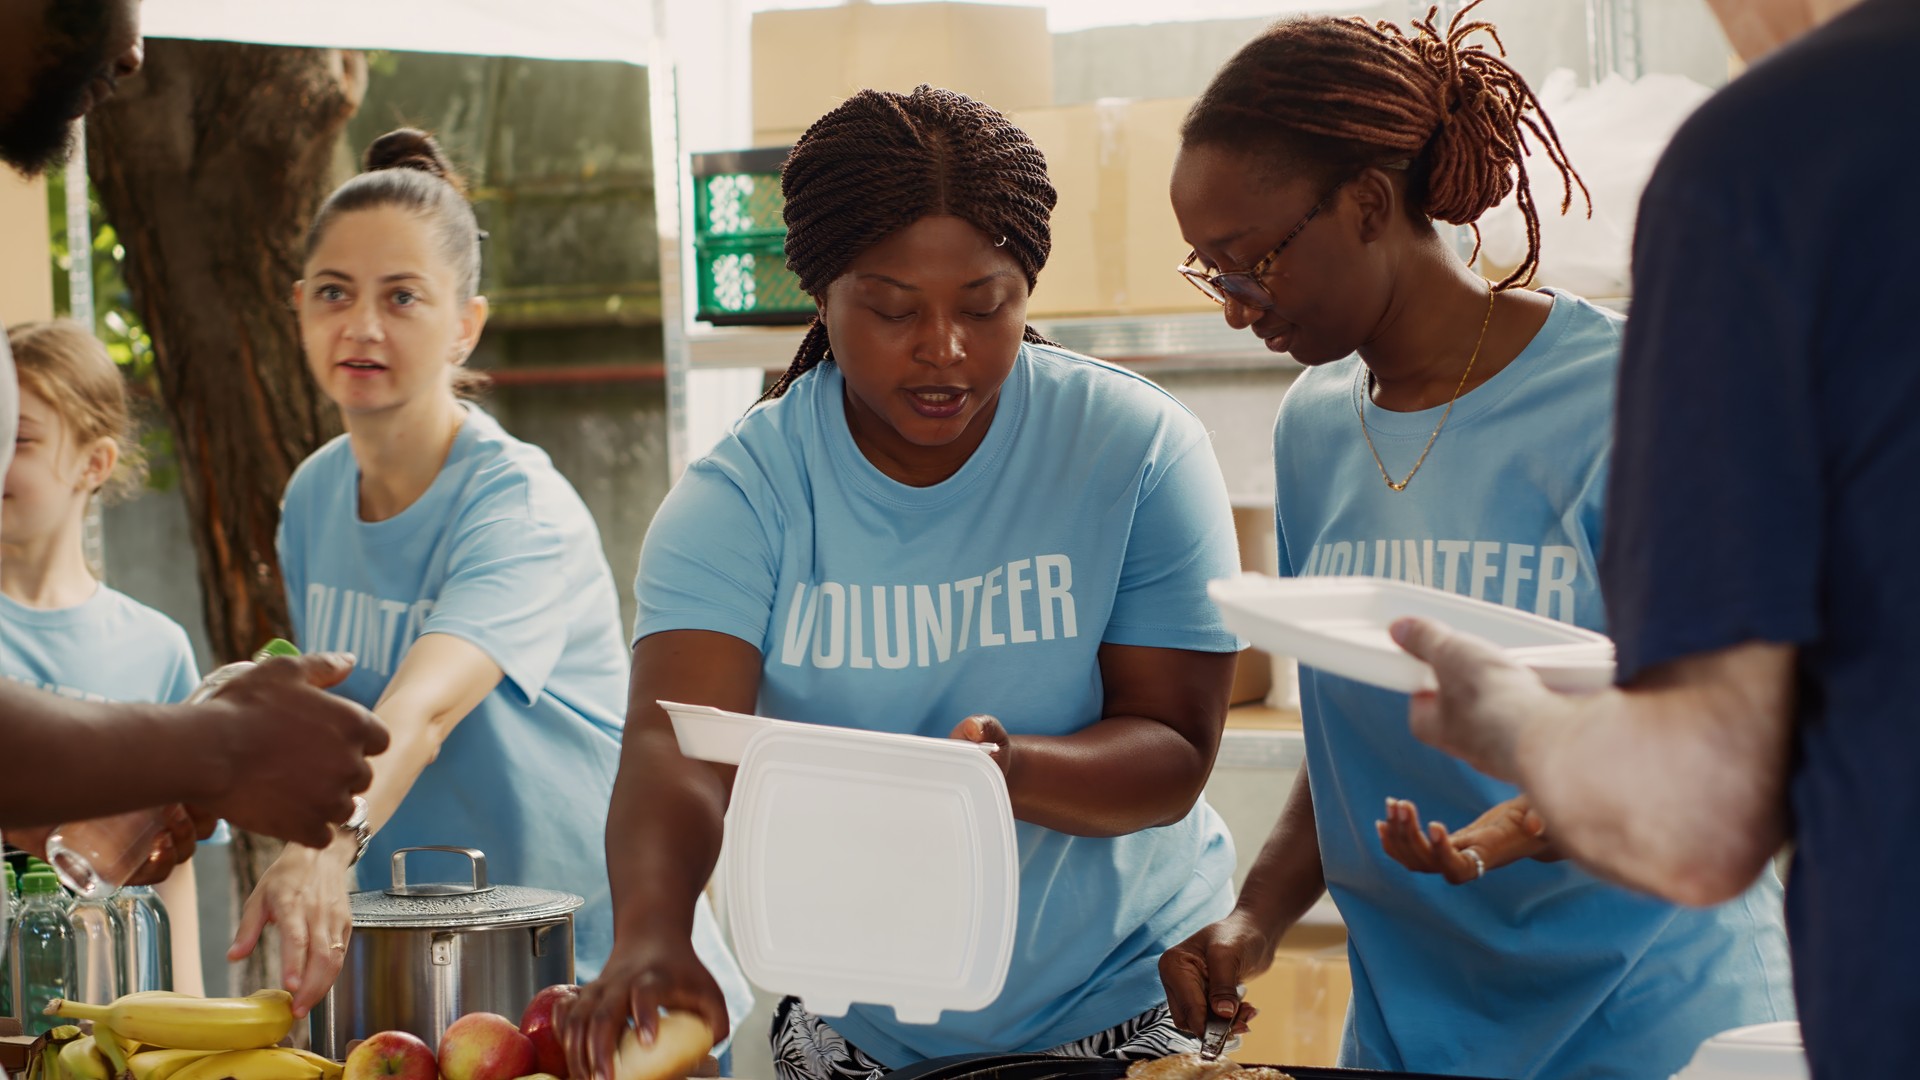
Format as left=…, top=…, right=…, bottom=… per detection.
left=770, top=997, right=1200, bottom=1080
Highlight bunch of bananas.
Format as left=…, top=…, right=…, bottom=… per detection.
left=39, top=990, right=341, bottom=1080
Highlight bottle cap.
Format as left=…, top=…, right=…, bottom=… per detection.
left=254, top=638, right=301, bottom=661
left=21, top=870, right=63, bottom=895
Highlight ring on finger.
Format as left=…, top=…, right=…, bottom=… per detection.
left=1464, top=848, right=1487, bottom=881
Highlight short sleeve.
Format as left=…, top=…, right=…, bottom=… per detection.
left=160, top=628, right=200, bottom=704
left=1106, top=431, right=1245, bottom=653
left=1602, top=154, right=1823, bottom=682
left=632, top=460, right=780, bottom=651
left=277, top=493, right=307, bottom=647
left=420, top=516, right=578, bottom=705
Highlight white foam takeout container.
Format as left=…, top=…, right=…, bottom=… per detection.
left=659, top=700, right=1018, bottom=1025
left=1670, top=1022, right=1808, bottom=1080
left=1208, top=573, right=1616, bottom=695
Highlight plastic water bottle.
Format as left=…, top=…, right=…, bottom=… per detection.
left=69, top=890, right=126, bottom=1005
left=111, top=887, right=172, bottom=993
left=2, top=863, right=16, bottom=1018
left=47, top=640, right=302, bottom=898
left=8, top=871, right=74, bottom=1034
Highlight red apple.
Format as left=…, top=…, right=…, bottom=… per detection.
left=519, top=984, right=580, bottom=1078
left=345, top=1030, right=439, bottom=1080
left=440, top=1013, right=537, bottom=1080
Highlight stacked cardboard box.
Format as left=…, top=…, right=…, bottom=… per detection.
left=1015, top=98, right=1218, bottom=317
left=1238, top=922, right=1353, bottom=1067
left=751, top=3, right=1054, bottom=147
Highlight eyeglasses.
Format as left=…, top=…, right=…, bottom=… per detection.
left=1177, top=180, right=1346, bottom=310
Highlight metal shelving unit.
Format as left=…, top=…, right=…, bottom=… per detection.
left=680, top=312, right=1299, bottom=376
left=659, top=0, right=1647, bottom=475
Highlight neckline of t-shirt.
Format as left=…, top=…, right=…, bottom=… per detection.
left=0, top=581, right=110, bottom=627
left=818, top=346, right=1029, bottom=510
left=351, top=404, right=485, bottom=544
left=1350, top=287, right=1579, bottom=439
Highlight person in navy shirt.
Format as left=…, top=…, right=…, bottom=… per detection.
left=1395, top=0, right=1920, bottom=1075
left=1161, top=8, right=1791, bottom=1079
left=563, top=86, right=1246, bottom=1080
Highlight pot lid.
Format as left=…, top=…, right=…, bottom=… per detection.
left=348, top=846, right=583, bottom=928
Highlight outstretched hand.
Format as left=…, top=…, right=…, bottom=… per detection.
left=1378, top=794, right=1558, bottom=885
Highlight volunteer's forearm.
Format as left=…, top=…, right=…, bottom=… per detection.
left=1515, top=643, right=1795, bottom=905
left=607, top=728, right=727, bottom=942
left=1006, top=715, right=1218, bottom=837
left=156, top=868, right=206, bottom=996
left=0, top=685, right=229, bottom=825
left=1234, top=766, right=1327, bottom=936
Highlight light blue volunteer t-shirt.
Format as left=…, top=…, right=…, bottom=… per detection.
left=0, top=586, right=198, bottom=704
left=1276, top=290, right=1793, bottom=1080
left=279, top=406, right=753, bottom=1033
left=636, top=344, right=1244, bottom=1067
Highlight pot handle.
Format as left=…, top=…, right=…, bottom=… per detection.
left=391, top=846, right=490, bottom=893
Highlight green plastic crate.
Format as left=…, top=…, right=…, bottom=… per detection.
left=694, top=233, right=814, bottom=326
left=691, top=147, right=812, bottom=325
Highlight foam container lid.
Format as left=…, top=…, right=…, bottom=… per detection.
left=1209, top=573, right=1616, bottom=695
left=1671, top=1022, right=1807, bottom=1080
left=664, top=702, right=1019, bottom=1025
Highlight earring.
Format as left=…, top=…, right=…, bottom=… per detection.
left=994, top=236, right=1008, bottom=248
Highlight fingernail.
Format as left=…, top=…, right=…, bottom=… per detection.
left=1389, top=619, right=1413, bottom=644
left=1386, top=797, right=1394, bottom=817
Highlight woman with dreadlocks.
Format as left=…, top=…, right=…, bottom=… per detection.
left=1158, top=7, right=1791, bottom=1079
left=562, top=86, right=1245, bottom=1080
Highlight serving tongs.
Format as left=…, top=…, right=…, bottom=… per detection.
left=1200, top=1012, right=1234, bottom=1062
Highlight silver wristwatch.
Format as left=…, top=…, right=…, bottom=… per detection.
left=339, top=796, right=372, bottom=866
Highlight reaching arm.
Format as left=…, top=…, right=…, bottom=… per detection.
left=1395, top=617, right=1794, bottom=906
left=560, top=630, right=760, bottom=1080
left=952, top=642, right=1236, bottom=837
left=230, top=634, right=503, bottom=1015
left=1160, top=766, right=1325, bottom=1035
left=0, top=656, right=385, bottom=845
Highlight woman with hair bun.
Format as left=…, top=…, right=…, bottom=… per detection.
left=1158, top=6, right=1791, bottom=1078
left=563, top=86, right=1246, bottom=1080
left=229, top=129, right=752, bottom=1040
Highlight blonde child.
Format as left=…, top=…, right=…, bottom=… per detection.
left=2, top=319, right=207, bottom=995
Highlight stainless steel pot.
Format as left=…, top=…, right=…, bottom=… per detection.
left=309, top=846, right=583, bottom=1060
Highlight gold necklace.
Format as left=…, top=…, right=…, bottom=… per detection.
left=1358, top=284, right=1497, bottom=493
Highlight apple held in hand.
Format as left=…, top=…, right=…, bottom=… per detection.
left=519, top=985, right=580, bottom=1078
left=439, top=1013, right=537, bottom=1080
left=344, top=1031, right=438, bottom=1080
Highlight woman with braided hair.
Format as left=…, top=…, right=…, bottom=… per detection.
left=1158, top=6, right=1791, bottom=1079
left=564, top=86, right=1247, bottom=1080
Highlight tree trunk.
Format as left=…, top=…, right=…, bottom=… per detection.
left=86, top=39, right=363, bottom=665
left=85, top=40, right=367, bottom=1000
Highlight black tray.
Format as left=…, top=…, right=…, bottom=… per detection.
left=883, top=1053, right=1506, bottom=1080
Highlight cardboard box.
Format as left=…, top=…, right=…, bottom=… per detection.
left=751, top=3, right=1054, bottom=146
left=1237, top=923, right=1352, bottom=1068
left=1016, top=98, right=1218, bottom=318
left=1230, top=505, right=1277, bottom=706
left=0, top=1016, right=36, bottom=1076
